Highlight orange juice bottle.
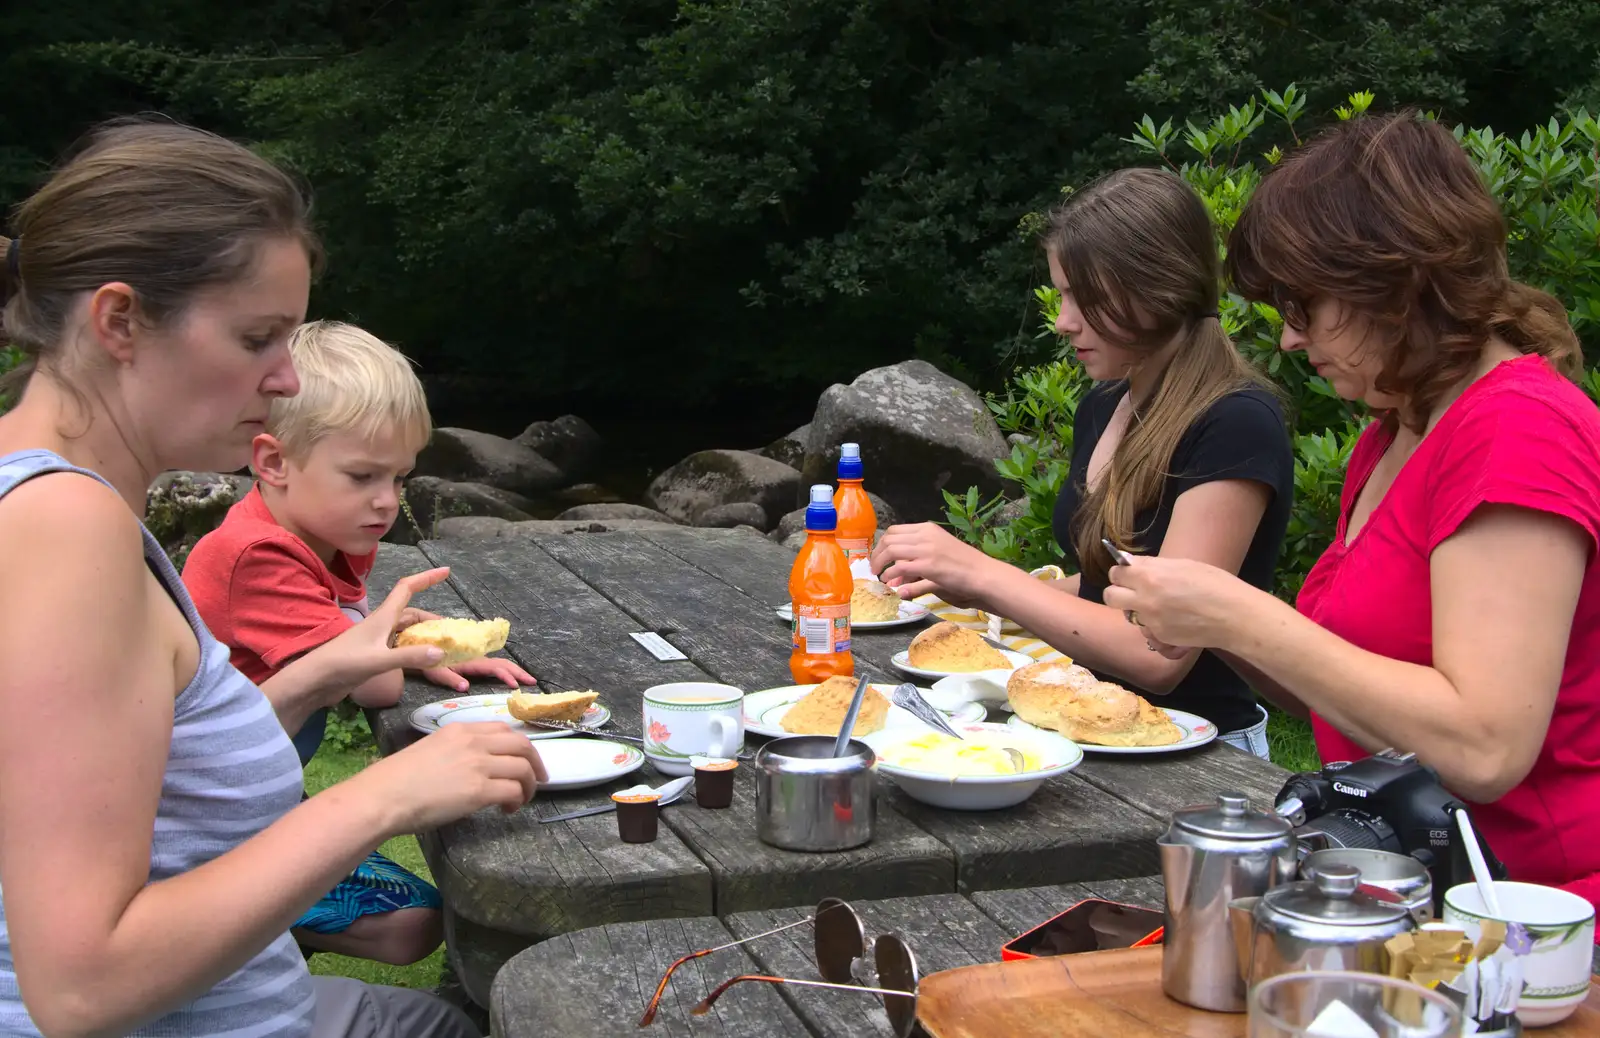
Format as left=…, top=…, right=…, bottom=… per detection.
left=789, top=484, right=855, bottom=684
left=833, top=442, right=877, bottom=579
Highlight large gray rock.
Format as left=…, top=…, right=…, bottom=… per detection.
left=758, top=423, right=810, bottom=471
left=697, top=501, right=770, bottom=530
left=433, top=516, right=685, bottom=540
left=554, top=503, right=678, bottom=524
left=414, top=427, right=564, bottom=496
left=515, top=415, right=602, bottom=483
left=770, top=491, right=899, bottom=543
left=145, top=470, right=256, bottom=567
left=801, top=360, right=1008, bottom=524
left=394, top=476, right=535, bottom=543
left=645, top=449, right=802, bottom=527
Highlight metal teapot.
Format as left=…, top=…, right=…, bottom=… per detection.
left=1158, top=791, right=1299, bottom=1013
left=1229, top=862, right=1417, bottom=988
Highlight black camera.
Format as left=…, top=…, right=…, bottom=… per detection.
left=1273, top=749, right=1507, bottom=914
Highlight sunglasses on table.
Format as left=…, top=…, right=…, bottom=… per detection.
left=638, top=897, right=920, bottom=1037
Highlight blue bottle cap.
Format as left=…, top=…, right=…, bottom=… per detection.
left=805, top=484, right=838, bottom=532
left=837, top=442, right=864, bottom=480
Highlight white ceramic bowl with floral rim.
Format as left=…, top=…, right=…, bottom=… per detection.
left=1441, top=880, right=1596, bottom=1026
left=859, top=721, right=1084, bottom=811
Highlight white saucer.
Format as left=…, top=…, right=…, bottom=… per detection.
left=743, top=683, right=987, bottom=739
left=409, top=692, right=612, bottom=741
left=530, top=739, right=646, bottom=791
left=890, top=647, right=1034, bottom=680
left=1004, top=708, right=1218, bottom=754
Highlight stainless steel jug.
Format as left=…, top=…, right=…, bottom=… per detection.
left=1159, top=791, right=1299, bottom=1012
left=1229, top=862, right=1417, bottom=987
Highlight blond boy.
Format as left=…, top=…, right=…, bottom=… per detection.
left=183, top=320, right=532, bottom=965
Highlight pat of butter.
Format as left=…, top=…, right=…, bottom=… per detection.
left=1304, top=999, right=1381, bottom=1038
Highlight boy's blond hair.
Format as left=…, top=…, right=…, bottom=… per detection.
left=268, top=320, right=432, bottom=459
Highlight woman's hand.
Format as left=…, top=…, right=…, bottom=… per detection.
left=870, top=523, right=1005, bottom=608
left=355, top=721, right=549, bottom=833
left=305, top=568, right=456, bottom=691
left=1101, top=555, right=1254, bottom=651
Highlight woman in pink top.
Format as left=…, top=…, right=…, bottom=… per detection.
left=1103, top=111, right=1600, bottom=928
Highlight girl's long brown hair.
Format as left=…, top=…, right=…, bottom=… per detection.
left=1047, top=167, right=1272, bottom=583
left=1226, top=111, right=1580, bottom=433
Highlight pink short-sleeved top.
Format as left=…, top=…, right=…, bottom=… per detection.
left=1296, top=355, right=1600, bottom=926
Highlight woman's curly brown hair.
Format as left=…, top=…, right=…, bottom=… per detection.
left=1226, top=110, right=1581, bottom=432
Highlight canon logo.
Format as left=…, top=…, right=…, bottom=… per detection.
left=1332, top=781, right=1369, bottom=798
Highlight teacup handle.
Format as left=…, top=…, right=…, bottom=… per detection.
left=709, top=715, right=736, bottom=758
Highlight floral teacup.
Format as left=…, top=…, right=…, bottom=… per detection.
left=642, top=682, right=745, bottom=777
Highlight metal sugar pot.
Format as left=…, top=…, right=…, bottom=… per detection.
left=1159, top=791, right=1299, bottom=1013
left=754, top=735, right=876, bottom=852
left=1229, top=863, right=1417, bottom=988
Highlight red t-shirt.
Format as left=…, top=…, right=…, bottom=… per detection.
left=181, top=484, right=376, bottom=685
left=1296, top=355, right=1600, bottom=925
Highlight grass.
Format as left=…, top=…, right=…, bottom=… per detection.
left=301, top=743, right=447, bottom=991
left=1266, top=705, right=1321, bottom=774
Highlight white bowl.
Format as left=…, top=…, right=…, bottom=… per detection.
left=860, top=721, right=1084, bottom=810
left=1442, top=880, right=1596, bottom=1026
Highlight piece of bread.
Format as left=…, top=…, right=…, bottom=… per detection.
left=507, top=690, right=600, bottom=725
left=1006, top=658, right=1102, bottom=729
left=851, top=578, right=903, bottom=623
left=394, top=617, right=510, bottom=666
left=1054, top=681, right=1184, bottom=747
left=906, top=621, right=1011, bottom=672
left=780, top=675, right=890, bottom=736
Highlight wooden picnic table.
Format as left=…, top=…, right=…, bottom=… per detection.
left=489, top=875, right=1170, bottom=1038
left=366, top=527, right=1291, bottom=1008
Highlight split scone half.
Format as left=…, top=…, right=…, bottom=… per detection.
left=394, top=617, right=511, bottom=666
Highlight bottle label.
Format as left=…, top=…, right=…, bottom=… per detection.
left=793, top=603, right=851, bottom=655
left=837, top=537, right=872, bottom=562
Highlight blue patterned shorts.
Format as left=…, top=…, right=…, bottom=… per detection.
left=294, top=850, right=442, bottom=935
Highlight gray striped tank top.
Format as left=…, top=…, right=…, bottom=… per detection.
left=0, top=450, right=315, bottom=1037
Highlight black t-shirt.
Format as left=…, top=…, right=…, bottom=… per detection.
left=1051, top=382, right=1294, bottom=734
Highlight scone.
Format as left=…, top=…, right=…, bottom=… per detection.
left=906, top=621, right=1011, bottom=672
left=781, top=675, right=890, bottom=736
left=394, top=617, right=511, bottom=666
left=1006, top=658, right=1102, bottom=729
left=507, top=690, right=599, bottom=725
left=851, top=578, right=903, bottom=623
left=1055, top=681, right=1184, bottom=747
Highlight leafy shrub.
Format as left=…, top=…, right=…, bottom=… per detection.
left=948, top=86, right=1600, bottom=601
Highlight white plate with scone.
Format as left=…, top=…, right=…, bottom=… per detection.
left=743, top=678, right=986, bottom=739
left=409, top=690, right=612, bottom=741
left=775, top=577, right=930, bottom=629
left=890, top=620, right=1034, bottom=678
left=1003, top=657, right=1218, bottom=754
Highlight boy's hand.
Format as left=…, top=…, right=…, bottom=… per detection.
left=420, top=656, right=537, bottom=693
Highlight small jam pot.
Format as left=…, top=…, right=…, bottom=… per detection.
left=612, top=792, right=661, bottom=843
left=691, top=755, right=738, bottom=808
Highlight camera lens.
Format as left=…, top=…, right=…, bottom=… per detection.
left=1294, top=809, right=1400, bottom=854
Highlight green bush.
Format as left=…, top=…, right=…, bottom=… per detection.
left=948, top=86, right=1600, bottom=601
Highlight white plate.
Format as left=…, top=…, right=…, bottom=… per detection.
left=528, top=738, right=646, bottom=791
left=861, top=721, right=1084, bottom=810
left=743, top=683, right=987, bottom=740
left=1005, top=707, right=1218, bottom=754
left=775, top=600, right=931, bottom=629
left=409, top=692, right=613, bottom=741
left=889, top=647, right=1035, bottom=680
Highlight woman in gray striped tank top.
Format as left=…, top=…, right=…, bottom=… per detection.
left=0, top=120, right=547, bottom=1037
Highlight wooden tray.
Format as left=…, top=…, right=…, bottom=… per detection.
left=917, top=945, right=1600, bottom=1038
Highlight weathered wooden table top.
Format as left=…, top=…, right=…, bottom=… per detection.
left=488, top=875, right=1170, bottom=1038
left=366, top=528, right=1289, bottom=997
